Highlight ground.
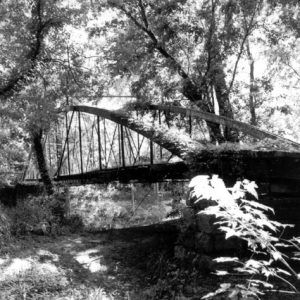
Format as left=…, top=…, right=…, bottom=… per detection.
left=1, top=225, right=300, bottom=300
left=1, top=183, right=300, bottom=300
left=0, top=224, right=179, bottom=300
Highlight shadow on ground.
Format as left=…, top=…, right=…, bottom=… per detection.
left=0, top=223, right=178, bottom=299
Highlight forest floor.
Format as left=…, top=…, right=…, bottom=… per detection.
left=0, top=223, right=181, bottom=300
left=1, top=224, right=300, bottom=300
left=1, top=183, right=300, bottom=299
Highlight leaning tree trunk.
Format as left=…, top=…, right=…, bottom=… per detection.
left=212, top=65, right=239, bottom=142
left=32, top=130, right=54, bottom=195
left=181, top=78, right=225, bottom=143
left=246, top=41, right=257, bottom=126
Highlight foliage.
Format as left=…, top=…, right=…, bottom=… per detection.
left=0, top=264, right=68, bottom=299
left=189, top=175, right=300, bottom=299
left=87, top=0, right=300, bottom=142
left=0, top=115, right=27, bottom=185
left=8, top=192, right=68, bottom=236
left=0, top=204, right=12, bottom=250
left=68, top=184, right=169, bottom=230
left=2, top=1, right=300, bottom=189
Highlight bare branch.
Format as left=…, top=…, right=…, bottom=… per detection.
left=204, top=0, right=217, bottom=80
left=138, top=0, right=149, bottom=29
left=282, top=61, right=300, bottom=80
left=227, top=0, right=262, bottom=94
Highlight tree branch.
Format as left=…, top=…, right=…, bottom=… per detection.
left=0, top=0, right=61, bottom=99
left=282, top=61, right=300, bottom=80
left=109, top=0, right=215, bottom=110
left=138, top=0, right=149, bottom=29
left=227, top=0, right=262, bottom=94
left=204, top=0, right=217, bottom=80
left=110, top=1, right=190, bottom=80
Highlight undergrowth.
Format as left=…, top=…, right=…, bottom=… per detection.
left=0, top=266, right=68, bottom=299
left=0, top=203, right=12, bottom=249
left=189, top=175, right=300, bottom=299
left=68, top=184, right=170, bottom=230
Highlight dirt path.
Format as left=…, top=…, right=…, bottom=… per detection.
left=0, top=225, right=178, bottom=299
left=2, top=224, right=299, bottom=300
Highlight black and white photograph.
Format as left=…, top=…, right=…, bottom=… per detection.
left=1, top=1, right=300, bottom=299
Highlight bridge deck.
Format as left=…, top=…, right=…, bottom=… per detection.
left=54, top=162, right=189, bottom=184
left=24, top=149, right=298, bottom=197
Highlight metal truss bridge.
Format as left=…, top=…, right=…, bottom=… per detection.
left=23, top=104, right=300, bottom=195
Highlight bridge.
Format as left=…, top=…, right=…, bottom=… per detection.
left=23, top=104, right=300, bottom=196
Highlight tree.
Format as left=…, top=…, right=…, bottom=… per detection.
left=89, top=0, right=266, bottom=142
left=0, top=0, right=93, bottom=193
left=0, top=0, right=65, bottom=99
left=0, top=110, right=26, bottom=186
left=228, top=0, right=300, bottom=141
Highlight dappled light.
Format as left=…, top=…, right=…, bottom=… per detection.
left=74, top=249, right=108, bottom=273
left=2, top=0, right=300, bottom=299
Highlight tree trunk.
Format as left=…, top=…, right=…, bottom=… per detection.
left=110, top=2, right=228, bottom=143
left=246, top=41, right=257, bottom=126
left=181, top=78, right=224, bottom=143
left=211, top=65, right=239, bottom=142
left=32, top=130, right=54, bottom=195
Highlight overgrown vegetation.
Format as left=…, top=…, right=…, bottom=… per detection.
left=68, top=184, right=176, bottom=231
left=0, top=204, right=12, bottom=250
left=1, top=1, right=300, bottom=299
left=1, top=178, right=300, bottom=299
left=188, top=175, right=300, bottom=299
left=0, top=189, right=77, bottom=243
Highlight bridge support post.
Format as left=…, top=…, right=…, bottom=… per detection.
left=150, top=141, right=154, bottom=165
left=121, top=125, right=125, bottom=167
left=131, top=183, right=135, bottom=211
left=154, top=182, right=160, bottom=203
left=158, top=112, right=163, bottom=160
left=55, top=110, right=74, bottom=178
left=97, top=116, right=102, bottom=170
left=65, top=114, right=71, bottom=175
left=78, top=111, right=83, bottom=174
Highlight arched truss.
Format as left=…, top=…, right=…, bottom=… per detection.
left=24, top=104, right=300, bottom=183
left=132, top=104, right=300, bottom=148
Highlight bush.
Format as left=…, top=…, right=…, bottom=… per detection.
left=62, top=214, right=84, bottom=233
left=8, top=192, right=68, bottom=236
left=189, top=175, right=300, bottom=299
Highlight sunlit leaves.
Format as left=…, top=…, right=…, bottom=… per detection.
left=189, top=174, right=300, bottom=299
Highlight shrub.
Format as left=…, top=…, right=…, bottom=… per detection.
left=8, top=192, right=68, bottom=236
left=62, top=214, right=84, bottom=233
left=189, top=175, right=300, bottom=299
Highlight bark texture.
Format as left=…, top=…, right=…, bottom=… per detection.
left=32, top=130, right=54, bottom=195
left=246, top=41, right=257, bottom=126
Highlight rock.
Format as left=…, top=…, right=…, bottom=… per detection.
left=181, top=207, right=195, bottom=226
left=191, top=198, right=216, bottom=211
left=180, top=227, right=196, bottom=249
left=195, top=232, right=214, bottom=253
left=174, top=245, right=186, bottom=259
left=195, top=214, right=216, bottom=233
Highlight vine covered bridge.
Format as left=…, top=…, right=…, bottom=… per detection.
left=23, top=104, right=300, bottom=198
